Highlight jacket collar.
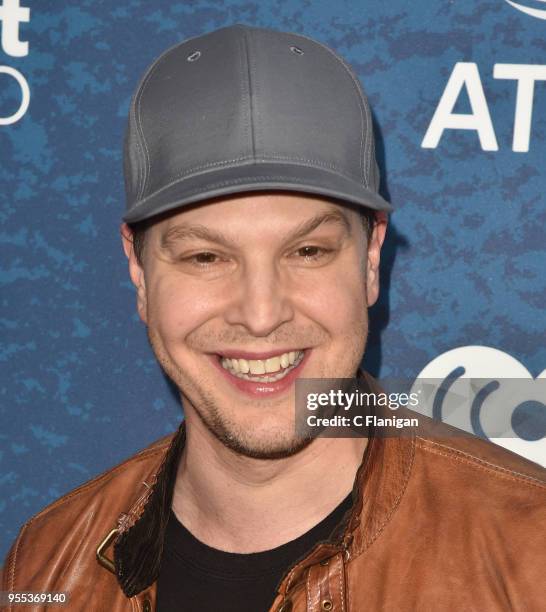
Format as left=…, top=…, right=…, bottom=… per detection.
left=110, top=369, right=415, bottom=597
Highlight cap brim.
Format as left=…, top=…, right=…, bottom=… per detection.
left=123, top=162, right=392, bottom=223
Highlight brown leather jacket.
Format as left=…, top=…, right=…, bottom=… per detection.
left=2, top=373, right=545, bottom=611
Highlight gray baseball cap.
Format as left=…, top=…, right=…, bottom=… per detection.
left=123, top=24, right=392, bottom=223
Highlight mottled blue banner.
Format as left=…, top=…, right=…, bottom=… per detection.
left=1, top=0, right=545, bottom=557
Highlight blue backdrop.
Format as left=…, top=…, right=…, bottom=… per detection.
left=1, top=0, right=545, bottom=558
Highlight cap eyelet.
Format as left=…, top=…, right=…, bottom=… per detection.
left=187, top=50, right=201, bottom=62
left=289, top=45, right=304, bottom=55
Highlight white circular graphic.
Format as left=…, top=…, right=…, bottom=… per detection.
left=0, top=66, right=30, bottom=125
left=411, top=346, right=546, bottom=466
left=505, top=0, right=546, bottom=20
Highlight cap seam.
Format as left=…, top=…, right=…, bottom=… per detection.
left=129, top=162, right=370, bottom=212
left=133, top=40, right=196, bottom=201
left=127, top=172, right=389, bottom=216
left=292, top=31, right=370, bottom=186
left=237, top=31, right=251, bottom=163
left=161, top=154, right=361, bottom=185
left=135, top=134, right=144, bottom=203
left=128, top=30, right=220, bottom=203
left=135, top=62, right=161, bottom=201
left=241, top=28, right=256, bottom=158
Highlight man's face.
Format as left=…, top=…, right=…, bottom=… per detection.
left=123, top=192, right=386, bottom=459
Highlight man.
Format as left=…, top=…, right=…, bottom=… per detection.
left=2, top=24, right=545, bottom=612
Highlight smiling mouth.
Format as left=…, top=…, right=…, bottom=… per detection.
left=218, top=350, right=305, bottom=382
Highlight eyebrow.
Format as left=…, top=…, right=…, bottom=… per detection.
left=160, top=206, right=352, bottom=250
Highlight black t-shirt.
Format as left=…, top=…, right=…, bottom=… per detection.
left=156, top=493, right=353, bottom=612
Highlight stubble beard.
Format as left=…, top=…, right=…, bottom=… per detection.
left=145, top=304, right=369, bottom=460
left=146, top=326, right=316, bottom=460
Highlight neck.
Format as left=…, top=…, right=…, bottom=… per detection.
left=171, top=415, right=366, bottom=553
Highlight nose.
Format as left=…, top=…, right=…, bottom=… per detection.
left=223, top=258, right=295, bottom=337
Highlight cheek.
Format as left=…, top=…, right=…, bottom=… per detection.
left=146, top=275, right=223, bottom=343
left=297, top=267, right=367, bottom=332
left=296, top=268, right=368, bottom=377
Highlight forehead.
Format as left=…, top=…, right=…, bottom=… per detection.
left=149, top=191, right=361, bottom=239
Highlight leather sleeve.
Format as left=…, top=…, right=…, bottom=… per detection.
left=1, top=525, right=27, bottom=609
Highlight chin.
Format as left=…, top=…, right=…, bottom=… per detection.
left=199, top=408, right=314, bottom=460
left=217, top=432, right=315, bottom=460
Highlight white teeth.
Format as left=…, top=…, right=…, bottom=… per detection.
left=249, top=360, right=266, bottom=375
left=238, top=358, right=250, bottom=373
left=265, top=357, right=280, bottom=373
left=220, top=350, right=305, bottom=382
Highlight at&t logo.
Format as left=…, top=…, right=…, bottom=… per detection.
left=0, top=0, right=31, bottom=125
left=423, top=2, right=546, bottom=153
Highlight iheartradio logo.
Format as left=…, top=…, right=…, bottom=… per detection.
left=505, top=0, right=546, bottom=19
left=411, top=346, right=546, bottom=466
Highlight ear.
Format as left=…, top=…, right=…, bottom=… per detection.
left=120, top=223, right=148, bottom=324
left=365, top=212, right=388, bottom=307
